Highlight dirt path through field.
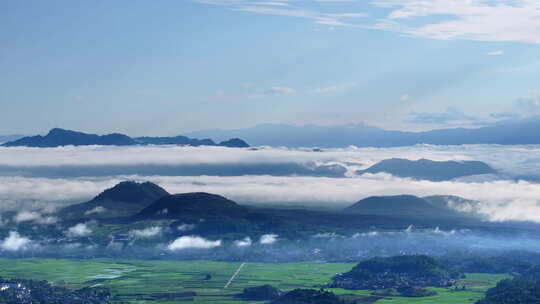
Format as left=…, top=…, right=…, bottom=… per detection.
left=224, top=262, right=246, bottom=289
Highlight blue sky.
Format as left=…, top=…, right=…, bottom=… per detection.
left=1, top=0, right=540, bottom=135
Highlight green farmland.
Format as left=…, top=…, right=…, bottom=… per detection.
left=0, top=258, right=508, bottom=303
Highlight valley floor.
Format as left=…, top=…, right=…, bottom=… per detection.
left=0, top=258, right=508, bottom=303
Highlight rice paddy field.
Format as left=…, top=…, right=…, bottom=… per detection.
left=0, top=258, right=508, bottom=303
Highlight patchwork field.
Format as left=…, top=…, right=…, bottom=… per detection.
left=0, top=258, right=508, bottom=303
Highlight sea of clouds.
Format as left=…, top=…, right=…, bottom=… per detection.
left=1, top=144, right=540, bottom=222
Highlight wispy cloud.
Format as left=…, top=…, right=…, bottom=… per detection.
left=195, top=0, right=540, bottom=43
left=266, top=86, right=296, bottom=95
left=311, top=82, right=357, bottom=94
left=194, top=0, right=367, bottom=27
left=246, top=88, right=295, bottom=99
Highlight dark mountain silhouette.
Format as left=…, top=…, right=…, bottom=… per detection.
left=344, top=195, right=462, bottom=218
left=218, top=138, right=250, bottom=148
left=135, top=136, right=250, bottom=147
left=357, top=158, right=496, bottom=181
left=185, top=117, right=540, bottom=147
left=3, top=128, right=135, bottom=147
left=54, top=183, right=532, bottom=239
left=59, top=181, right=169, bottom=219
left=136, top=192, right=247, bottom=219
left=2, top=128, right=249, bottom=148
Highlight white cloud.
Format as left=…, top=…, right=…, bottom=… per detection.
left=14, top=211, right=58, bottom=225
left=66, top=223, right=92, bottom=238
left=168, top=236, right=222, bottom=250
left=1, top=231, right=31, bottom=251
left=14, top=211, right=41, bottom=223
left=260, top=233, right=278, bottom=244
left=486, top=50, right=504, bottom=56
left=128, top=226, right=163, bottom=239
left=84, top=206, right=107, bottom=215
left=234, top=237, right=252, bottom=247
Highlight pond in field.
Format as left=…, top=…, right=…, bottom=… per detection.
left=88, top=268, right=134, bottom=279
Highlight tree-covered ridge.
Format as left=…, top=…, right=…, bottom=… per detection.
left=330, top=255, right=462, bottom=290
left=271, top=289, right=345, bottom=304
left=476, top=278, right=540, bottom=304
left=240, top=284, right=283, bottom=301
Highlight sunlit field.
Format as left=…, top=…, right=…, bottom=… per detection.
left=0, top=258, right=508, bottom=303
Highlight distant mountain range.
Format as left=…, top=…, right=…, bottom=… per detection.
left=185, top=117, right=540, bottom=147
left=6, top=116, right=540, bottom=148
left=358, top=158, right=496, bottom=181
left=2, top=128, right=249, bottom=148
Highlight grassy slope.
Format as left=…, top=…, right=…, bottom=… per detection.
left=0, top=258, right=508, bottom=304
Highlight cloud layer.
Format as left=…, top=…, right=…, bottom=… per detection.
left=1, top=145, right=540, bottom=222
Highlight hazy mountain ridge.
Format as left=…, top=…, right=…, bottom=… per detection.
left=0, top=134, right=25, bottom=143
left=185, top=117, right=540, bottom=147
left=344, top=195, right=466, bottom=219
left=358, top=158, right=497, bottom=181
